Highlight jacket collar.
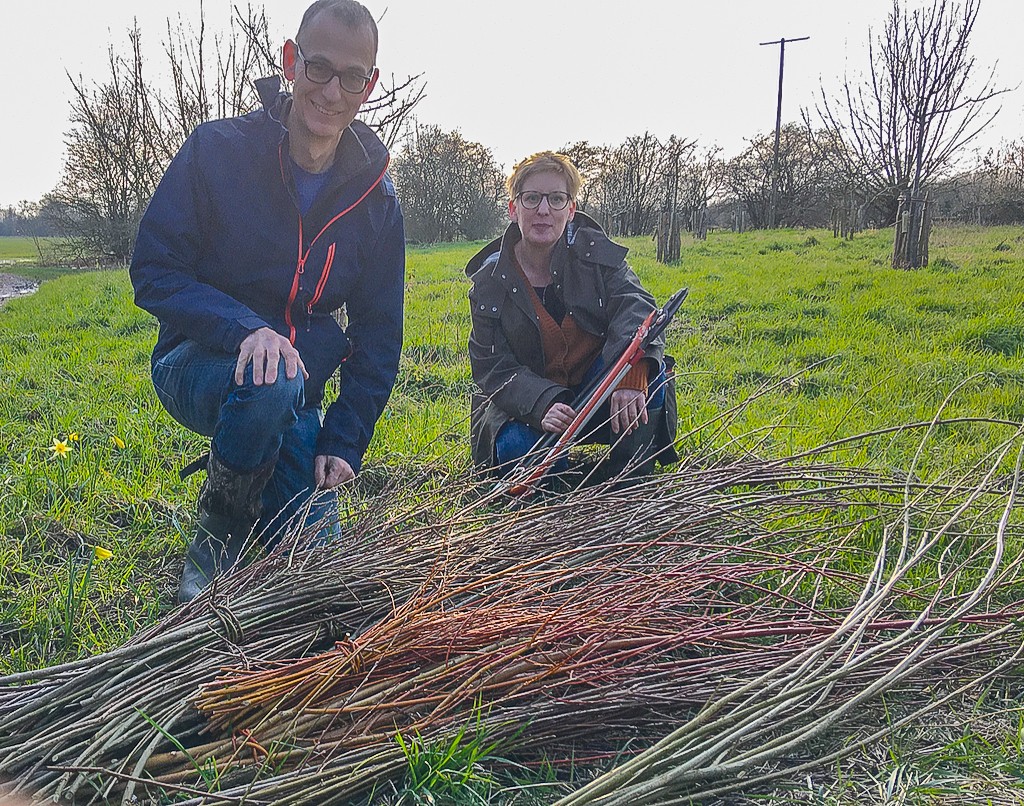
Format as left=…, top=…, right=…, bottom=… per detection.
left=255, top=75, right=388, bottom=188
left=256, top=75, right=289, bottom=120
left=464, top=210, right=610, bottom=279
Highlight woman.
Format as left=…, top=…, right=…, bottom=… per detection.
left=466, top=151, right=677, bottom=483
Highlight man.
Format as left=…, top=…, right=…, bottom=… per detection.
left=130, top=0, right=405, bottom=602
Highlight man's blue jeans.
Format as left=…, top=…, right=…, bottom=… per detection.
left=152, top=340, right=339, bottom=544
left=495, top=359, right=667, bottom=473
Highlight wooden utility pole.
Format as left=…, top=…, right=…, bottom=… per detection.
left=759, top=35, right=808, bottom=229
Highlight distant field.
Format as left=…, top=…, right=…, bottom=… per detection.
left=0, top=236, right=45, bottom=262
left=0, top=236, right=117, bottom=283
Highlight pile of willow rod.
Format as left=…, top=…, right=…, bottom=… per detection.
left=2, top=423, right=1024, bottom=805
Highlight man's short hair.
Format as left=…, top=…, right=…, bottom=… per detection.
left=507, top=152, right=582, bottom=202
left=297, top=0, right=379, bottom=62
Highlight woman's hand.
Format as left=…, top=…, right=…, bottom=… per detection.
left=610, top=389, right=647, bottom=435
left=542, top=402, right=577, bottom=434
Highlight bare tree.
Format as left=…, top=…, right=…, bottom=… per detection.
left=163, top=4, right=278, bottom=139
left=45, top=27, right=167, bottom=264
left=653, top=136, right=696, bottom=258
left=585, top=133, right=666, bottom=237
left=938, top=141, right=1024, bottom=224
left=557, top=141, right=607, bottom=212
left=574, top=135, right=721, bottom=244
left=800, top=122, right=881, bottom=236
left=658, top=137, right=697, bottom=216
left=816, top=0, right=1009, bottom=227
left=361, top=73, right=427, bottom=150
left=614, top=133, right=666, bottom=236
left=391, top=123, right=504, bottom=243
left=0, top=203, right=58, bottom=239
left=981, top=141, right=1024, bottom=223
left=725, top=124, right=831, bottom=228
left=679, top=148, right=726, bottom=217
left=163, top=5, right=423, bottom=150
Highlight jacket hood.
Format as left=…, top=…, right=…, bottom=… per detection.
left=253, top=75, right=390, bottom=181
left=465, top=211, right=617, bottom=279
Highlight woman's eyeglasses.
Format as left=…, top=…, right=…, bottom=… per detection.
left=516, top=191, right=572, bottom=211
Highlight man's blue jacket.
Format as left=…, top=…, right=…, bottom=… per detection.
left=130, top=77, right=405, bottom=473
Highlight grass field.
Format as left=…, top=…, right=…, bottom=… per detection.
left=0, top=236, right=39, bottom=260
left=0, top=236, right=59, bottom=267
left=2, top=225, right=1024, bottom=801
left=380, top=226, right=1024, bottom=477
left=3, top=225, right=1024, bottom=666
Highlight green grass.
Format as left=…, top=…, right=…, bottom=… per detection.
left=380, top=226, right=1024, bottom=479
left=639, top=226, right=1024, bottom=475
left=3, top=225, right=1024, bottom=673
left=2, top=225, right=1024, bottom=800
left=0, top=236, right=41, bottom=261
left=3, top=226, right=1024, bottom=673
left=0, top=236, right=63, bottom=266
left=391, top=714, right=505, bottom=804
left=0, top=272, right=187, bottom=669
left=373, top=240, right=481, bottom=461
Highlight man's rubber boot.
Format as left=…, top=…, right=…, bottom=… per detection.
left=177, top=448, right=277, bottom=603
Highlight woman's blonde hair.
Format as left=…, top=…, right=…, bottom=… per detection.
left=506, top=151, right=582, bottom=201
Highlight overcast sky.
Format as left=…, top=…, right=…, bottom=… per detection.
left=2, top=0, right=1021, bottom=208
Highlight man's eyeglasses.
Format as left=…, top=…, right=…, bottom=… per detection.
left=516, top=191, right=572, bottom=211
left=295, top=44, right=374, bottom=94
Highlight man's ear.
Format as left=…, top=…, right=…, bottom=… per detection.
left=360, top=67, right=380, bottom=103
left=282, top=40, right=298, bottom=81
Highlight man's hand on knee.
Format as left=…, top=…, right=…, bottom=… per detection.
left=236, top=327, right=308, bottom=386
left=315, top=455, right=355, bottom=489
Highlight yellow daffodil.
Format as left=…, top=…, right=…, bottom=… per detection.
left=111, top=436, right=126, bottom=450
left=93, top=546, right=114, bottom=561
left=50, top=438, right=72, bottom=458
left=68, top=432, right=80, bottom=442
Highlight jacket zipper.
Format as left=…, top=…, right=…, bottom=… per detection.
left=278, top=143, right=390, bottom=344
